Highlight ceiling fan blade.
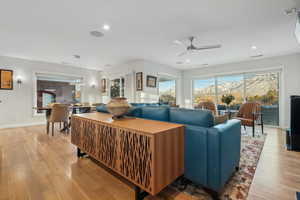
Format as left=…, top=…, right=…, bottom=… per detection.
left=173, top=40, right=184, bottom=45
left=177, top=51, right=188, bottom=57
left=195, top=44, right=222, bottom=50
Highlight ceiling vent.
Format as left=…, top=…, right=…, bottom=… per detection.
left=251, top=54, right=264, bottom=58
left=90, top=31, right=104, bottom=37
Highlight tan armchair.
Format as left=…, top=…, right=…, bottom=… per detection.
left=232, top=102, right=264, bottom=137
left=195, top=101, right=227, bottom=124
left=195, top=101, right=217, bottom=115
left=47, top=104, right=69, bottom=136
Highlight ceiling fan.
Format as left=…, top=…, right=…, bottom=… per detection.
left=176, top=36, right=221, bottom=57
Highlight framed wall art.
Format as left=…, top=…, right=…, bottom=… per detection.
left=146, top=75, right=157, bottom=88
left=136, top=72, right=143, bottom=91
left=101, top=78, right=107, bottom=93
left=0, top=69, right=13, bottom=90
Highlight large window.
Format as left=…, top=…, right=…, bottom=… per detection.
left=158, top=78, right=176, bottom=105
left=217, top=74, right=244, bottom=105
left=36, top=74, right=82, bottom=113
left=193, top=78, right=216, bottom=105
left=193, top=71, right=280, bottom=125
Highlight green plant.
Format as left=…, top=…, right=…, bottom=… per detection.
left=221, top=94, right=235, bottom=106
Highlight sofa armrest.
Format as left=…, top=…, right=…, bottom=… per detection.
left=213, top=119, right=241, bottom=189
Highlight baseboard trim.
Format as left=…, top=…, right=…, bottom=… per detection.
left=0, top=122, right=45, bottom=130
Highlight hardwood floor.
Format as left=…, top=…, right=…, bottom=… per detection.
left=247, top=128, right=300, bottom=200
left=1, top=125, right=300, bottom=200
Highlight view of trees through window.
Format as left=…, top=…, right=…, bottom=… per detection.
left=193, top=71, right=280, bottom=125
left=158, top=79, right=176, bottom=105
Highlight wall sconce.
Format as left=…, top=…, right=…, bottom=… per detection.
left=91, top=83, right=96, bottom=88
left=16, top=76, right=22, bottom=87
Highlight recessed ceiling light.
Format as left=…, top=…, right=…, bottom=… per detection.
left=251, top=46, right=257, bottom=50
left=103, top=24, right=110, bottom=31
left=185, top=59, right=191, bottom=63
left=90, top=30, right=104, bottom=37
left=73, top=54, right=81, bottom=59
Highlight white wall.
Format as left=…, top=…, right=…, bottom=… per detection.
left=182, top=53, right=300, bottom=128
left=101, top=60, right=183, bottom=106
left=0, top=56, right=101, bottom=129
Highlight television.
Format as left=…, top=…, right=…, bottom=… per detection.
left=286, top=95, right=300, bottom=151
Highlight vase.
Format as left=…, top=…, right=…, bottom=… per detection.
left=106, top=97, right=131, bottom=119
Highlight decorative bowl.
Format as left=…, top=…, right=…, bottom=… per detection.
left=106, top=97, right=131, bottom=119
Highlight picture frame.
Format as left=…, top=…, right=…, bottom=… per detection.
left=0, top=69, right=13, bottom=90
left=146, top=75, right=157, bottom=88
left=136, top=72, right=143, bottom=91
left=101, top=78, right=107, bottom=93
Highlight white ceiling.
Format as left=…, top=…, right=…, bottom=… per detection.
left=0, top=0, right=299, bottom=70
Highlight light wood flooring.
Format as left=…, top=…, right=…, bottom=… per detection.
left=247, top=128, right=300, bottom=200
left=0, top=125, right=299, bottom=200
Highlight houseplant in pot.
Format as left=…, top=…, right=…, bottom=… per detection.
left=221, top=94, right=235, bottom=110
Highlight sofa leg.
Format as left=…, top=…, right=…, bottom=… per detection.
left=202, top=187, right=220, bottom=200
left=235, top=166, right=240, bottom=171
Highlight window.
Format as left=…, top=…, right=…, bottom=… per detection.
left=245, top=72, right=279, bottom=126
left=36, top=74, right=82, bottom=113
left=193, top=70, right=280, bottom=126
left=217, top=74, right=244, bottom=105
left=193, top=78, right=216, bottom=106
left=110, top=77, right=125, bottom=98
left=158, top=78, right=176, bottom=105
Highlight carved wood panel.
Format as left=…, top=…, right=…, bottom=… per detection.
left=118, top=129, right=153, bottom=191
left=97, top=124, right=118, bottom=169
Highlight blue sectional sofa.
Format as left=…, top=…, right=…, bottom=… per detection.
left=96, top=105, right=241, bottom=193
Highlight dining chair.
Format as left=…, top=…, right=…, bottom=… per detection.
left=232, top=102, right=264, bottom=137
left=47, top=103, right=70, bottom=136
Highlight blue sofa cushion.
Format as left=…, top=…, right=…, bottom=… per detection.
left=169, top=108, right=214, bottom=128
left=126, top=107, right=142, bottom=118
left=96, top=105, right=109, bottom=113
left=141, top=106, right=169, bottom=121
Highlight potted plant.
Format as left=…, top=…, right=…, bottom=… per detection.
left=221, top=94, right=235, bottom=109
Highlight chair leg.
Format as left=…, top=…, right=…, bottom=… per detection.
left=52, top=122, right=54, bottom=136
left=261, top=116, right=264, bottom=134
left=46, top=122, right=49, bottom=134
left=252, top=123, right=255, bottom=137
left=244, top=125, right=246, bottom=131
left=59, top=122, right=62, bottom=129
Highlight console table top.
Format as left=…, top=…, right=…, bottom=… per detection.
left=73, top=112, right=184, bottom=135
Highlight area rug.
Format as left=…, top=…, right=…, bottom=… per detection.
left=168, top=134, right=266, bottom=200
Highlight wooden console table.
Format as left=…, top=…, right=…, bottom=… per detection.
left=71, top=112, right=184, bottom=199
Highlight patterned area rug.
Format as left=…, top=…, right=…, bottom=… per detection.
left=169, top=134, right=266, bottom=200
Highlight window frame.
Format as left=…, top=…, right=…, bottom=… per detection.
left=192, top=68, right=282, bottom=127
